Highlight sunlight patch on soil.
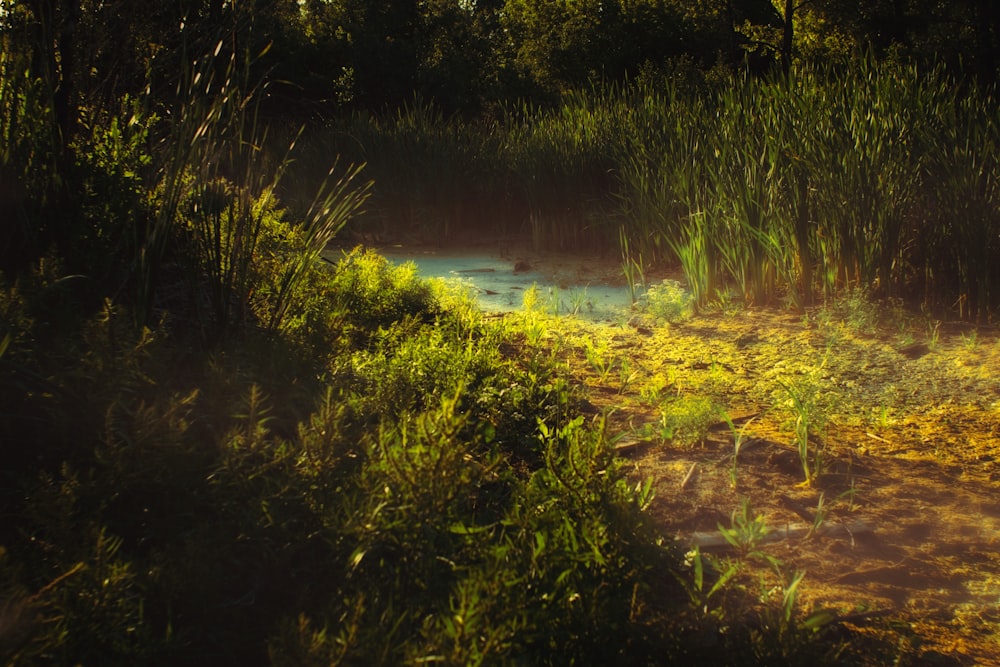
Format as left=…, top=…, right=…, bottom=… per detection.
left=503, top=290, right=1000, bottom=664
left=625, top=311, right=999, bottom=664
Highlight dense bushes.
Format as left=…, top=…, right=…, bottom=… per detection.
left=0, top=247, right=685, bottom=665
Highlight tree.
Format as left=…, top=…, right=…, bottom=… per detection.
left=798, top=0, right=999, bottom=78
left=300, top=0, right=422, bottom=108
left=414, top=0, right=503, bottom=113
left=499, top=0, right=694, bottom=99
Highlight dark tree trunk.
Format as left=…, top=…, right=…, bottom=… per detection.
left=725, top=0, right=738, bottom=65
left=781, top=0, right=794, bottom=76
left=52, top=0, right=80, bottom=146
left=973, top=0, right=999, bottom=81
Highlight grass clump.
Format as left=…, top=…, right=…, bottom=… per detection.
left=775, top=373, right=837, bottom=486
left=657, top=395, right=721, bottom=447
left=822, top=287, right=882, bottom=335
left=644, top=278, right=694, bottom=324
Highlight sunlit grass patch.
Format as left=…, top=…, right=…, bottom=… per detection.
left=656, top=395, right=722, bottom=448
left=644, top=278, right=694, bottom=324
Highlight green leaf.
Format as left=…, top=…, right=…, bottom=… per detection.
left=706, top=562, right=738, bottom=601
left=448, top=522, right=490, bottom=535
left=349, top=547, right=367, bottom=570
left=802, top=609, right=838, bottom=631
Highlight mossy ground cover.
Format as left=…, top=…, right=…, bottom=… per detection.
left=507, top=261, right=1000, bottom=665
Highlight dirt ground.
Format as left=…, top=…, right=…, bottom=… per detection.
left=545, top=295, right=1000, bottom=665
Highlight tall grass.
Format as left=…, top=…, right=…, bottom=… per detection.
left=919, top=81, right=1000, bottom=321
left=0, top=39, right=64, bottom=271
left=614, top=79, right=710, bottom=263
left=171, top=41, right=281, bottom=338
left=502, top=92, right=621, bottom=249
left=613, top=59, right=999, bottom=316
left=316, top=58, right=999, bottom=318
left=804, top=60, right=928, bottom=297
left=296, top=92, right=624, bottom=250
left=287, top=101, right=506, bottom=242
left=143, top=35, right=372, bottom=341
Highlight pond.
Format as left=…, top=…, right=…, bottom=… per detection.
left=376, top=244, right=639, bottom=320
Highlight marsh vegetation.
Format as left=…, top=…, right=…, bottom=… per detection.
left=2, top=0, right=999, bottom=664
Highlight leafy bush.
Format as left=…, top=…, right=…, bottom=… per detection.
left=325, top=248, right=438, bottom=337
left=645, top=278, right=694, bottom=323
left=659, top=395, right=721, bottom=447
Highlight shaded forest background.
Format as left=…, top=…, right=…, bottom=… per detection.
left=4, top=0, right=999, bottom=121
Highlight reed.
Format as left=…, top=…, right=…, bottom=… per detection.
left=804, top=59, right=924, bottom=297
left=292, top=59, right=999, bottom=318
left=918, top=79, right=1000, bottom=321
left=708, top=78, right=786, bottom=306
left=668, top=211, right=717, bottom=310
left=502, top=91, right=620, bottom=249
left=266, top=159, right=372, bottom=332
left=613, top=59, right=999, bottom=316
left=614, top=78, right=708, bottom=263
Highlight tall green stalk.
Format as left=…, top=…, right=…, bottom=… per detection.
left=267, top=160, right=372, bottom=331
left=807, top=59, right=925, bottom=296
left=708, top=78, right=784, bottom=305
left=160, top=38, right=273, bottom=339
left=668, top=212, right=716, bottom=310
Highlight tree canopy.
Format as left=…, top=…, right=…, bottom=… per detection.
left=2, top=0, right=996, bottom=122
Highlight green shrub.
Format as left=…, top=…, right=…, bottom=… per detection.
left=327, top=248, right=438, bottom=335
left=645, top=278, right=694, bottom=323
left=659, top=395, right=721, bottom=447
left=348, top=321, right=482, bottom=415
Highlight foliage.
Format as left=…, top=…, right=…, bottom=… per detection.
left=301, top=57, right=999, bottom=319
left=3, top=0, right=997, bottom=126
left=0, top=46, right=57, bottom=272
left=658, top=395, right=721, bottom=447
left=777, top=375, right=835, bottom=486
left=3, top=2, right=992, bottom=663
left=645, top=279, right=694, bottom=323
left=0, top=231, right=677, bottom=665
left=612, top=59, right=998, bottom=317
left=0, top=218, right=859, bottom=665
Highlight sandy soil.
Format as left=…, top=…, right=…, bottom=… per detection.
left=557, top=308, right=1000, bottom=666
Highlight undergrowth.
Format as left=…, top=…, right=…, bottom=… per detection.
left=1, top=33, right=896, bottom=665
left=0, top=242, right=878, bottom=666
